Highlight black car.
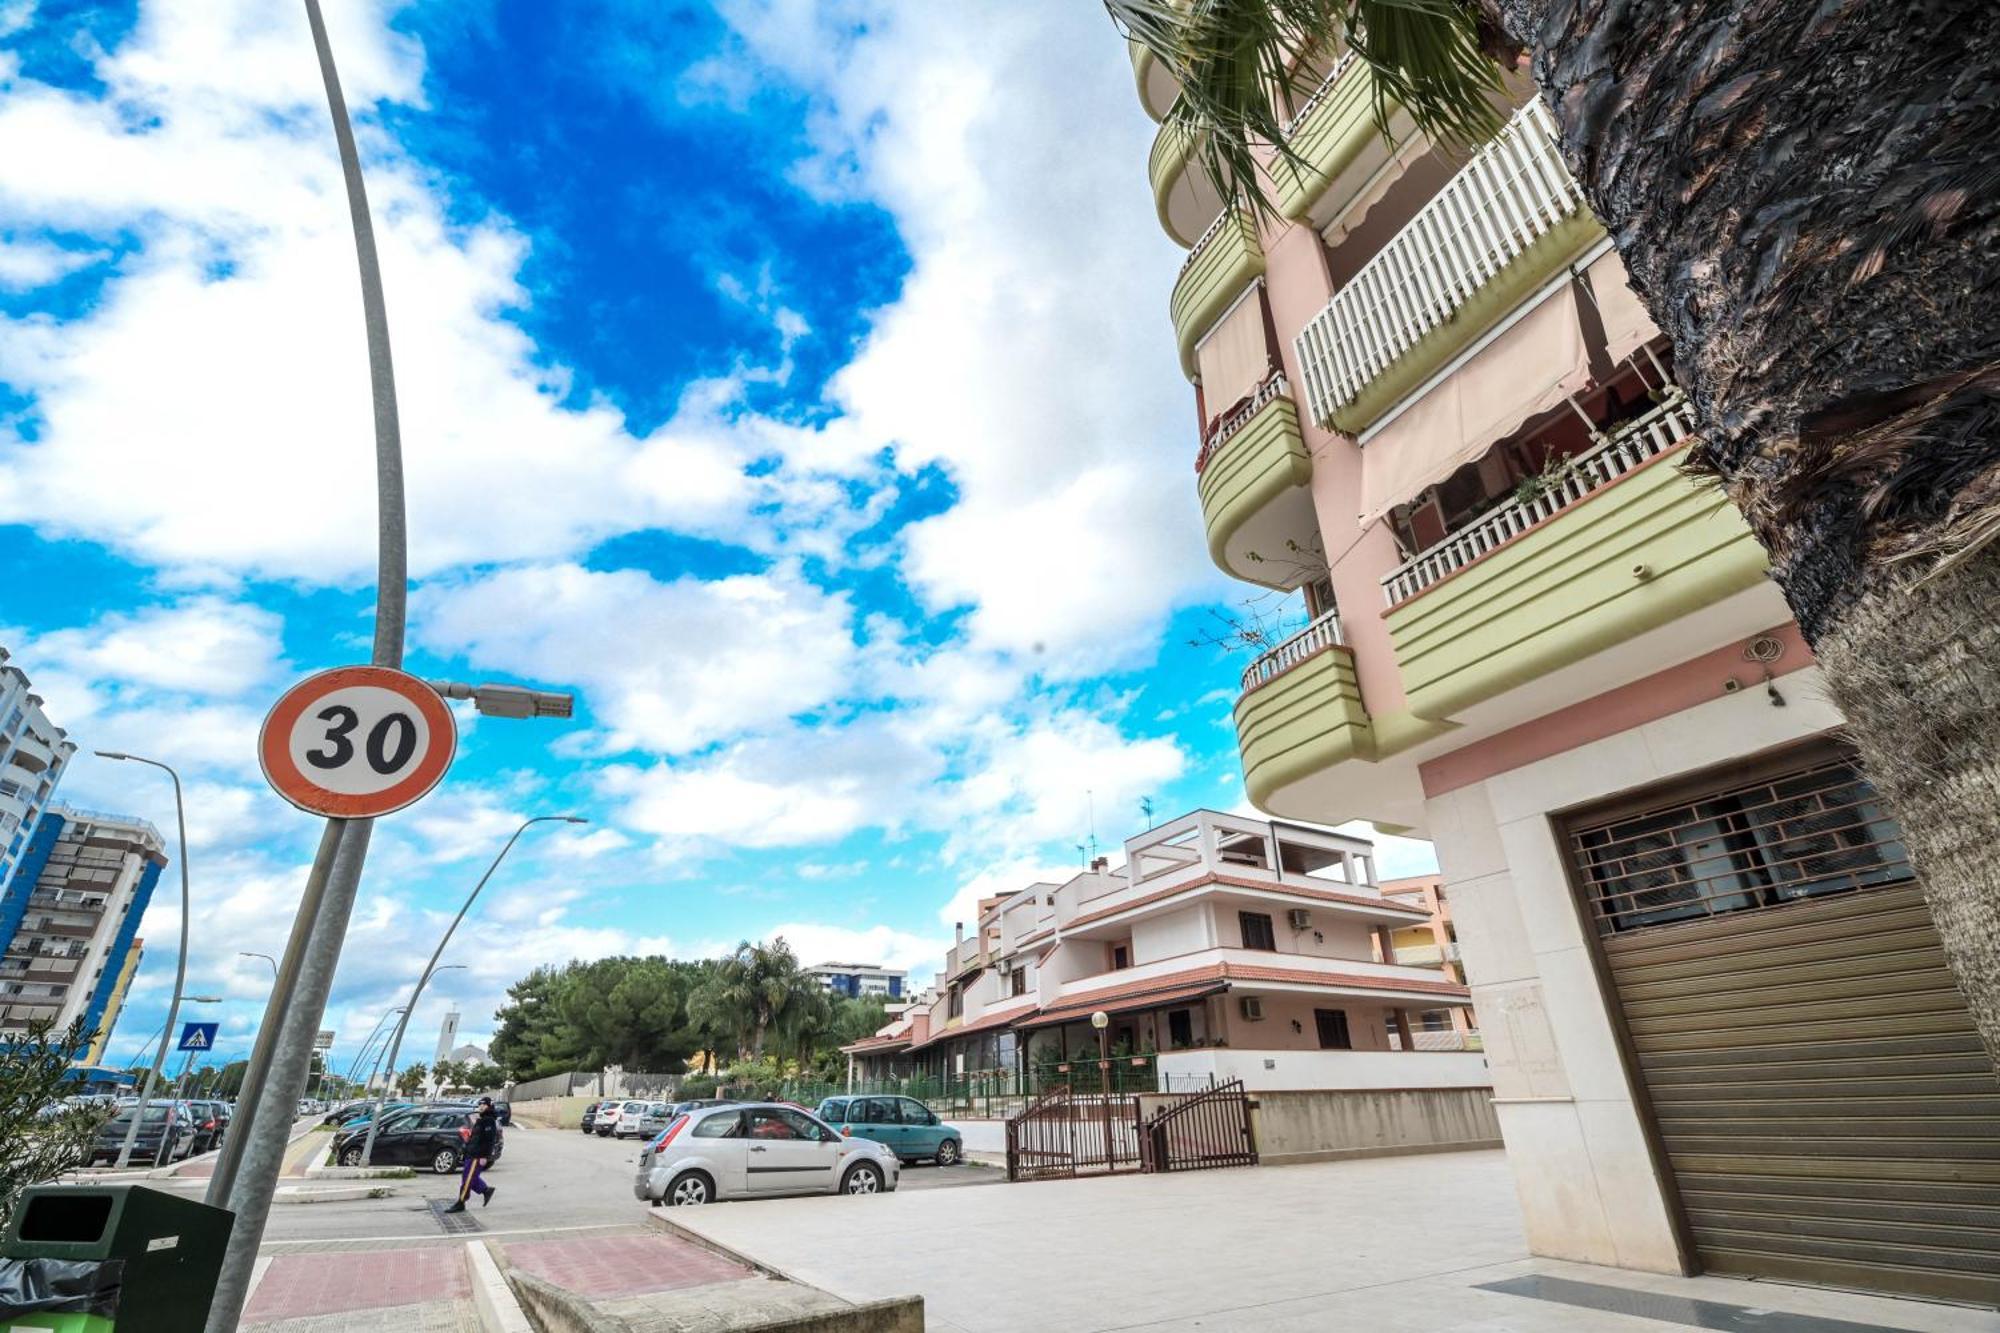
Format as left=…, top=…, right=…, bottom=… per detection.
left=334, top=1105, right=502, bottom=1173
left=492, top=1100, right=512, bottom=1127
left=186, top=1100, right=230, bottom=1155
left=90, top=1104, right=194, bottom=1167
left=323, top=1099, right=372, bottom=1126
left=579, top=1101, right=601, bottom=1134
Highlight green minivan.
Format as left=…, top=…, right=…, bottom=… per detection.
left=816, top=1095, right=963, bottom=1166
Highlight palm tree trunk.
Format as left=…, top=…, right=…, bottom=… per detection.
left=1499, top=0, right=2000, bottom=1064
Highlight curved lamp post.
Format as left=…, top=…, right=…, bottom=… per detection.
left=96, top=751, right=193, bottom=1170
left=342, top=1004, right=406, bottom=1090
left=360, top=816, right=584, bottom=1162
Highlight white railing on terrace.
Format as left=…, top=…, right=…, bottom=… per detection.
left=1176, top=203, right=1237, bottom=279
left=1195, top=373, right=1289, bottom=474
left=1380, top=393, right=1697, bottom=606
left=1240, top=610, right=1345, bottom=693
left=1280, top=51, right=1359, bottom=135
left=1294, top=99, right=1586, bottom=425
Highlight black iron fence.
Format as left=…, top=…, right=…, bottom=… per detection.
left=1004, top=1085, right=1145, bottom=1182
left=1140, top=1078, right=1256, bottom=1172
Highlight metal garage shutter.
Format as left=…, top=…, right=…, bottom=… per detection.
left=1568, top=753, right=2000, bottom=1306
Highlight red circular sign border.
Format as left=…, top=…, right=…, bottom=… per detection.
left=258, top=665, right=458, bottom=818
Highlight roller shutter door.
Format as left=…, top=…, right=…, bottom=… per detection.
left=1568, top=752, right=2000, bottom=1306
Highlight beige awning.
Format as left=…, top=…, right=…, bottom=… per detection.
left=1357, top=282, right=1592, bottom=526
left=1585, top=250, right=1661, bottom=366
left=1195, top=286, right=1273, bottom=424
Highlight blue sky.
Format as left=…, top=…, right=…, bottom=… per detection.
left=0, top=0, right=1433, bottom=1075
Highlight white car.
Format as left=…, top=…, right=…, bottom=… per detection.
left=609, top=1099, right=652, bottom=1139
left=633, top=1102, right=899, bottom=1206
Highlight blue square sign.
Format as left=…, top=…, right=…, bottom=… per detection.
left=178, top=1021, right=219, bottom=1052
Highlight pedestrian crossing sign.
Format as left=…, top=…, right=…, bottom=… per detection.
left=178, top=1021, right=219, bottom=1052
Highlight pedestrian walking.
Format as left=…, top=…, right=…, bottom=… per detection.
left=446, top=1096, right=500, bottom=1213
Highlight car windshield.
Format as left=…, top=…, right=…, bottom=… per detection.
left=623, top=1101, right=646, bottom=1112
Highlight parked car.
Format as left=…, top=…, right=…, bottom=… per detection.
left=492, top=1100, right=512, bottom=1128
left=633, top=1101, right=674, bottom=1139
left=336, top=1101, right=414, bottom=1133
left=816, top=1095, right=962, bottom=1166
left=334, top=1106, right=501, bottom=1173
left=608, top=1099, right=653, bottom=1139
left=633, top=1103, right=897, bottom=1206
left=90, top=1103, right=194, bottom=1166
left=579, top=1101, right=602, bottom=1134
left=323, top=1100, right=371, bottom=1126
left=186, top=1100, right=230, bottom=1155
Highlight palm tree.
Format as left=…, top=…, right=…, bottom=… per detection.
left=1110, top=0, right=2000, bottom=1062
left=699, top=939, right=814, bottom=1061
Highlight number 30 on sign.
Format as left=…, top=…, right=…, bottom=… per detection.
left=258, top=666, right=457, bottom=818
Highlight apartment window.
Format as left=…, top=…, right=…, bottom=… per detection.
left=1314, top=1009, right=1352, bottom=1050
left=947, top=986, right=963, bottom=1019
left=1110, top=943, right=1131, bottom=970
left=1010, top=968, right=1027, bottom=998
left=1167, top=1009, right=1194, bottom=1049
left=1239, top=912, right=1277, bottom=952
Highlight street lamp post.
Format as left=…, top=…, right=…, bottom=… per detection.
left=343, top=1006, right=406, bottom=1090
left=373, top=967, right=461, bottom=1097
left=239, top=952, right=278, bottom=980
left=95, top=751, right=193, bottom=1171
left=361, top=817, right=583, bottom=1163
left=1091, top=1010, right=1113, bottom=1171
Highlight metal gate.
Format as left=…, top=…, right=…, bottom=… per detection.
left=1570, top=752, right=2000, bottom=1307
left=1004, top=1085, right=1143, bottom=1182
left=1141, top=1078, right=1256, bottom=1172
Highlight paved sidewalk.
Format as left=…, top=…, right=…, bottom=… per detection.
left=244, top=1247, right=473, bottom=1328
left=502, top=1232, right=750, bottom=1300
left=661, top=1150, right=2000, bottom=1333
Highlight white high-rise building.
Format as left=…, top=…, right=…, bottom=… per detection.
left=0, top=648, right=77, bottom=900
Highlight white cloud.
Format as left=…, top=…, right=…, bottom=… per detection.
left=763, top=921, right=943, bottom=977
left=0, top=235, right=100, bottom=288
left=415, top=562, right=857, bottom=755
left=17, top=597, right=285, bottom=697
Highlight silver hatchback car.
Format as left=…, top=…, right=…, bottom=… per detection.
left=633, top=1102, right=899, bottom=1206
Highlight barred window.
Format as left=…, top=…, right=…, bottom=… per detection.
left=1570, top=757, right=1910, bottom=935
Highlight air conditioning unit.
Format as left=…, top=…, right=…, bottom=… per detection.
left=1239, top=996, right=1264, bottom=1021
left=994, top=957, right=1012, bottom=976
left=1287, top=908, right=1312, bottom=930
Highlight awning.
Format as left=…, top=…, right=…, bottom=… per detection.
left=1584, top=249, right=1661, bottom=366
left=1195, top=285, right=1273, bottom=428
left=907, top=1002, right=1036, bottom=1053
left=1357, top=280, right=1591, bottom=526
left=1018, top=979, right=1228, bottom=1031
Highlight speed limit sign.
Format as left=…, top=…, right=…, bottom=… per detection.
left=258, top=666, right=457, bottom=818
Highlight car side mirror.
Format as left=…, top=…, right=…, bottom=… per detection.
left=927, top=1113, right=939, bottom=1126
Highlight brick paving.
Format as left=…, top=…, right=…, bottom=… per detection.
left=243, top=1247, right=471, bottom=1323
left=502, top=1232, right=752, bottom=1300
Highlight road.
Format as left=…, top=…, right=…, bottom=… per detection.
left=254, top=1121, right=998, bottom=1249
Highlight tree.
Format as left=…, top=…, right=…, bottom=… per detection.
left=2, top=1021, right=110, bottom=1228
left=395, top=1063, right=428, bottom=1097
left=1110, top=0, right=2000, bottom=1065
left=694, top=939, right=817, bottom=1061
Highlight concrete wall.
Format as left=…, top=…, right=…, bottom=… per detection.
left=1158, top=1048, right=1492, bottom=1091
left=1248, top=1087, right=1501, bottom=1165
left=510, top=1095, right=596, bottom=1130
left=1131, top=903, right=1210, bottom=961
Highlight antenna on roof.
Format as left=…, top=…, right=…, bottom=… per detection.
left=1086, top=789, right=1099, bottom=861
left=1074, top=842, right=1088, bottom=868
left=1139, top=795, right=1155, bottom=830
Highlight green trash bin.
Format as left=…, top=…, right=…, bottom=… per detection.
left=0, top=1185, right=233, bottom=1333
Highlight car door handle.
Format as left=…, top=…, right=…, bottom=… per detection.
left=749, top=1145, right=767, bottom=1152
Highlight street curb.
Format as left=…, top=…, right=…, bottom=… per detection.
left=640, top=1207, right=804, bottom=1286
left=466, top=1239, right=534, bottom=1333
left=272, top=1184, right=394, bottom=1205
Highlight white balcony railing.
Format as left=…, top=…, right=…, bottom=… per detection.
left=1279, top=50, right=1359, bottom=135
left=1294, top=99, right=1586, bottom=425
left=1195, top=372, right=1289, bottom=474
left=1240, top=609, right=1345, bottom=693
left=1380, top=393, right=1696, bottom=606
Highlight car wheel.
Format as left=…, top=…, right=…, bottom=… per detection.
left=432, top=1148, right=459, bottom=1175
left=842, top=1162, right=884, bottom=1196
left=340, top=1146, right=363, bottom=1167
left=935, top=1138, right=961, bottom=1166
left=665, top=1171, right=712, bottom=1206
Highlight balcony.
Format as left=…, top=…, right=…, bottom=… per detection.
left=1170, top=211, right=1264, bottom=377
left=1150, top=120, right=1229, bottom=248
left=1385, top=403, right=1769, bottom=723
left=1129, top=40, right=1179, bottom=121
left=7, top=734, right=56, bottom=773
left=1234, top=616, right=1374, bottom=813
left=1271, top=53, right=1378, bottom=222
left=1195, top=378, right=1315, bottom=586
left=1293, top=100, right=1602, bottom=433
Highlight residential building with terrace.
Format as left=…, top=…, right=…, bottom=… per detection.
left=806, top=961, right=906, bottom=1000
left=1122, top=26, right=1996, bottom=1307
left=1377, top=874, right=1477, bottom=1049
left=0, top=647, right=77, bottom=902
left=843, top=811, right=1486, bottom=1098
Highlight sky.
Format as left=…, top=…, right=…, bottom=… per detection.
left=0, top=0, right=1436, bottom=1078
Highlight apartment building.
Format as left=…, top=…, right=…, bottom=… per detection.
left=1127, top=35, right=1996, bottom=1307
left=0, top=648, right=78, bottom=900
left=0, top=806, right=167, bottom=1051
left=848, top=811, right=1485, bottom=1097
left=806, top=961, right=907, bottom=1000
left=81, top=938, right=144, bottom=1067
left=1378, top=874, right=1476, bottom=1048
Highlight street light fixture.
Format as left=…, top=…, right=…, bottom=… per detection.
left=95, top=750, right=195, bottom=1171
left=426, top=680, right=575, bottom=720
left=361, top=817, right=585, bottom=1163
left=239, top=952, right=278, bottom=980
left=1090, top=1010, right=1113, bottom=1167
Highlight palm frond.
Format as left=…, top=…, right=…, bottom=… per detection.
left=1108, top=0, right=1509, bottom=222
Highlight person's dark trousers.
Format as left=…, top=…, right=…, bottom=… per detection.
left=458, top=1155, right=490, bottom=1203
